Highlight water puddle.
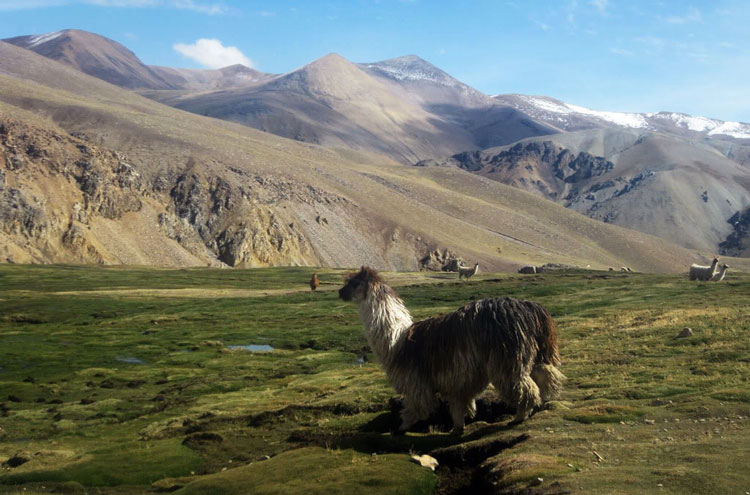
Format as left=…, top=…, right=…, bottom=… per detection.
left=115, top=356, right=146, bottom=364
left=227, top=344, right=274, bottom=352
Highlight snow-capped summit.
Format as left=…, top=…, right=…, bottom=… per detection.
left=360, top=55, right=456, bottom=85
left=494, top=94, right=750, bottom=139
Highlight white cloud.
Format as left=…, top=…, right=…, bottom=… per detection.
left=173, top=38, right=253, bottom=69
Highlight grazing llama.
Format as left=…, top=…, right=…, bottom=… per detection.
left=689, top=256, right=719, bottom=281
left=310, top=273, right=320, bottom=291
left=338, top=267, right=564, bottom=434
left=458, top=263, right=479, bottom=280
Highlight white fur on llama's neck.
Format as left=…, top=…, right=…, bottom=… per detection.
left=358, top=284, right=413, bottom=362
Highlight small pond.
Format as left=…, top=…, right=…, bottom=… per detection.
left=227, top=344, right=275, bottom=352
left=115, top=356, right=146, bottom=364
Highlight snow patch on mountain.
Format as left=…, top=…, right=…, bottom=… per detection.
left=364, top=63, right=445, bottom=83
left=650, top=112, right=718, bottom=132
left=649, top=112, right=750, bottom=138
left=518, top=95, right=650, bottom=129
left=708, top=121, right=750, bottom=139
left=27, top=31, right=64, bottom=48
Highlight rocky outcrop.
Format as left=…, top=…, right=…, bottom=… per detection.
left=719, top=207, right=750, bottom=256
left=419, top=248, right=464, bottom=271
left=0, top=117, right=354, bottom=267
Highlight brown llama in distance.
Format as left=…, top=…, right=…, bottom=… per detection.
left=310, top=273, right=320, bottom=291
left=338, top=266, right=564, bottom=434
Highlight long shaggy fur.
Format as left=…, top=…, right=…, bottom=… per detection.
left=689, top=256, right=719, bottom=281
left=339, top=267, right=564, bottom=433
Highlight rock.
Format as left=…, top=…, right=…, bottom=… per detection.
left=410, top=454, right=439, bottom=471
left=518, top=265, right=537, bottom=274
left=677, top=327, right=693, bottom=338
left=419, top=249, right=463, bottom=271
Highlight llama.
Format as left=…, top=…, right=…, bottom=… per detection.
left=458, top=263, right=479, bottom=280
left=310, top=273, right=320, bottom=291
left=689, top=256, right=719, bottom=281
left=710, top=263, right=729, bottom=282
left=338, top=267, right=564, bottom=434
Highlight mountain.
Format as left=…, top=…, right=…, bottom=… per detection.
left=144, top=53, right=558, bottom=164
left=2, top=29, right=272, bottom=92
left=3, top=29, right=179, bottom=90
left=149, top=53, right=479, bottom=163
left=421, top=126, right=750, bottom=253
left=493, top=94, right=750, bottom=140
left=1, top=30, right=559, bottom=163
left=147, top=64, right=274, bottom=91
left=0, top=40, right=710, bottom=272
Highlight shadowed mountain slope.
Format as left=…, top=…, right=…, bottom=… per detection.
left=421, top=128, right=750, bottom=253
left=0, top=40, right=709, bottom=272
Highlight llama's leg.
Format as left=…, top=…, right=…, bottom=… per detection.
left=398, top=393, right=437, bottom=433
left=508, top=375, right=541, bottom=425
left=531, top=363, right=565, bottom=404
left=446, top=396, right=475, bottom=435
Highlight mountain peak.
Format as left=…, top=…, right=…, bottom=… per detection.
left=360, top=54, right=458, bottom=86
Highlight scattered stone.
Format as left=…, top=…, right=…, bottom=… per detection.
left=645, top=419, right=656, bottom=425
left=677, top=327, right=693, bottom=338
left=410, top=454, right=439, bottom=471
left=99, top=380, right=115, bottom=389
left=7, top=395, right=22, bottom=403
left=529, top=477, right=544, bottom=486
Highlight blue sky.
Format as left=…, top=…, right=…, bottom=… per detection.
left=1, top=0, right=749, bottom=122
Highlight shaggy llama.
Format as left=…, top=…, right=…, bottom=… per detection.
left=458, top=263, right=480, bottom=280
left=338, top=267, right=564, bottom=434
left=689, top=256, right=719, bottom=281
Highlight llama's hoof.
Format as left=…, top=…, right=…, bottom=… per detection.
left=391, top=428, right=407, bottom=436
left=450, top=426, right=464, bottom=436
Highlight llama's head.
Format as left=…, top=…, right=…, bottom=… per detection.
left=339, top=266, right=381, bottom=302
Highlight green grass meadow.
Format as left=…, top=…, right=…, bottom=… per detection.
left=0, top=265, right=748, bottom=494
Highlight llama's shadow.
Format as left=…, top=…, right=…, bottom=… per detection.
left=289, top=395, right=523, bottom=457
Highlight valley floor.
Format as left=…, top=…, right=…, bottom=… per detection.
left=0, top=266, right=748, bottom=494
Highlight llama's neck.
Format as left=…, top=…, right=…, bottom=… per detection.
left=358, top=283, right=413, bottom=362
